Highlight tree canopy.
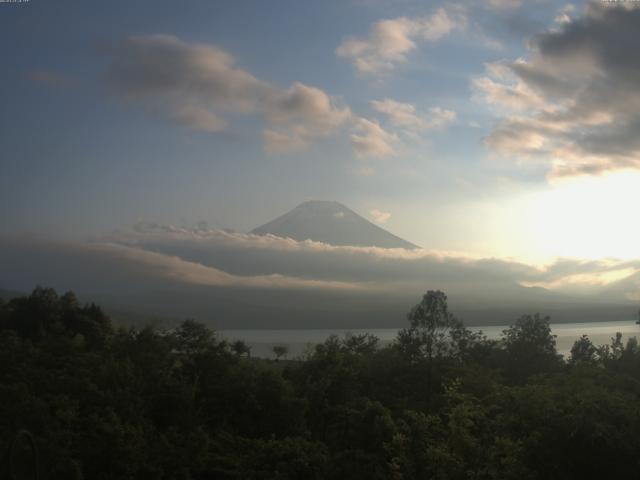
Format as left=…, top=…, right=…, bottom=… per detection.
left=1, top=287, right=640, bottom=479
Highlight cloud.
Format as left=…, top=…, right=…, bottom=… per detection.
left=2, top=227, right=640, bottom=326
left=266, top=82, right=351, bottom=132
left=107, top=221, right=640, bottom=297
left=351, top=117, right=397, bottom=157
left=336, top=7, right=467, bottom=75
left=554, top=4, right=576, bottom=24
left=105, top=35, right=404, bottom=161
left=0, top=236, right=365, bottom=293
left=263, top=127, right=309, bottom=153
left=263, top=82, right=352, bottom=152
left=106, top=35, right=350, bottom=151
left=371, top=99, right=456, bottom=131
left=472, top=63, right=545, bottom=111
left=524, top=268, right=637, bottom=293
left=130, top=225, right=640, bottom=303
left=475, top=2, right=640, bottom=178
left=106, top=35, right=265, bottom=113
left=520, top=258, right=640, bottom=297
left=369, top=209, right=391, bottom=224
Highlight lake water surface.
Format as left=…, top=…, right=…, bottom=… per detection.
left=221, top=320, right=640, bottom=359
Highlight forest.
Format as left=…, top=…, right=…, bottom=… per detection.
left=2, top=287, right=640, bottom=479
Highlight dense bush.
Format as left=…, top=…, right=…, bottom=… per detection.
left=2, top=287, right=640, bottom=479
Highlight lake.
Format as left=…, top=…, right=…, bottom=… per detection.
left=221, top=320, right=640, bottom=359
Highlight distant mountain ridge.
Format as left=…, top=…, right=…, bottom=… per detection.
left=251, top=200, right=418, bottom=249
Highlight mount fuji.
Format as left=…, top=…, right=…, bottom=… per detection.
left=251, top=200, right=418, bottom=249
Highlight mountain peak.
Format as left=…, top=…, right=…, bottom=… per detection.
left=295, top=199, right=346, bottom=209
left=291, top=200, right=351, bottom=217
left=251, top=201, right=418, bottom=249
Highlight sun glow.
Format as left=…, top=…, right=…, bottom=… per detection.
left=523, top=171, right=640, bottom=260
left=521, top=267, right=638, bottom=293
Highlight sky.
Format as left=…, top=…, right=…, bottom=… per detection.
left=2, top=0, right=640, bottom=266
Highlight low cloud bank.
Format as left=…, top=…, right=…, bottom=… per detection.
left=1, top=226, right=638, bottom=327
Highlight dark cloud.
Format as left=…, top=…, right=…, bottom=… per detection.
left=476, top=2, right=640, bottom=178
left=0, top=236, right=363, bottom=295
left=105, top=35, right=351, bottom=151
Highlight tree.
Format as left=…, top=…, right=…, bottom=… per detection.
left=397, top=290, right=472, bottom=361
left=231, top=339, right=251, bottom=358
left=174, top=319, right=216, bottom=354
left=272, top=344, right=289, bottom=361
left=501, top=313, right=562, bottom=381
left=396, top=291, right=476, bottom=406
left=569, top=335, right=598, bottom=365
left=5, top=286, right=60, bottom=340
left=342, top=332, right=379, bottom=355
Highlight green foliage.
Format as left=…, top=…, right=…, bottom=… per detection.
left=231, top=339, right=252, bottom=357
left=569, top=335, right=599, bottom=365
left=398, top=291, right=482, bottom=364
left=500, top=313, right=563, bottom=382
left=2, top=287, right=640, bottom=479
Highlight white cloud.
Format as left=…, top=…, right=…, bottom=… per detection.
left=350, top=117, right=397, bottom=157
left=523, top=267, right=637, bottom=293
left=371, top=99, right=423, bottom=129
left=370, top=99, right=456, bottom=131
left=369, top=209, right=392, bottom=224
left=472, top=63, right=545, bottom=112
left=554, top=4, right=576, bottom=24
left=426, top=107, right=457, bottom=129
left=99, top=224, right=640, bottom=300
left=336, top=7, right=467, bottom=75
